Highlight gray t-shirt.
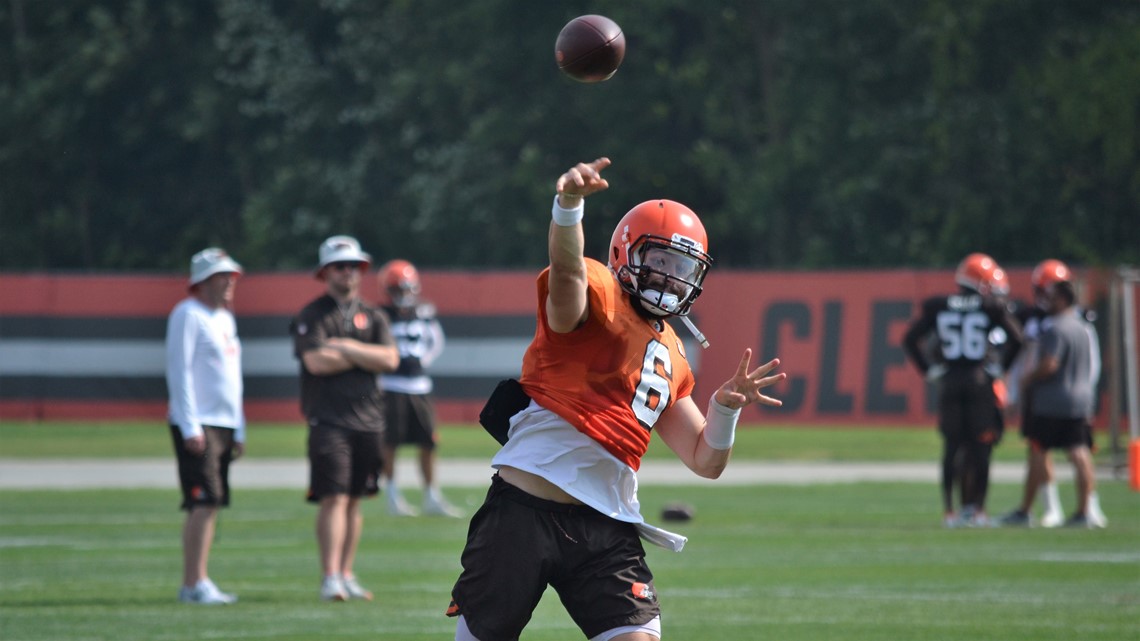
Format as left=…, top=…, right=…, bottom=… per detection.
left=1029, top=308, right=1095, bottom=419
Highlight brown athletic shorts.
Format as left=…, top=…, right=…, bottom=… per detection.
left=1025, top=415, right=1091, bottom=451
left=170, top=425, right=236, bottom=511
left=448, top=475, right=659, bottom=640
left=383, top=392, right=437, bottom=448
left=306, top=423, right=383, bottom=503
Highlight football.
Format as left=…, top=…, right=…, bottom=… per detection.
left=554, top=15, right=626, bottom=83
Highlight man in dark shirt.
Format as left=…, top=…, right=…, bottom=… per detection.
left=291, top=235, right=399, bottom=601
left=903, top=253, right=1023, bottom=527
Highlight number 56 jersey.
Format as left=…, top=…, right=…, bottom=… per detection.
left=520, top=258, right=695, bottom=471
left=903, top=291, right=1024, bottom=374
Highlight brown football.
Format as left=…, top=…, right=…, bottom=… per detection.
left=554, top=15, right=626, bottom=83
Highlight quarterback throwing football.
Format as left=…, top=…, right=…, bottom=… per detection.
left=446, top=158, right=786, bottom=641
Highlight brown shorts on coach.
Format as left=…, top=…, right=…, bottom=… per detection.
left=306, top=423, right=383, bottom=502
left=171, top=425, right=235, bottom=511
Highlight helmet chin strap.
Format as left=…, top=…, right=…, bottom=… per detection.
left=680, top=315, right=710, bottom=349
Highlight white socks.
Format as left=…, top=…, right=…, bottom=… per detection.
left=1040, top=482, right=1062, bottom=516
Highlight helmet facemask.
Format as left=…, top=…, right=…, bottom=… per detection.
left=619, top=236, right=710, bottom=317
left=388, top=279, right=421, bottom=308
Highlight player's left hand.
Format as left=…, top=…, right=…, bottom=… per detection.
left=714, top=348, right=785, bottom=410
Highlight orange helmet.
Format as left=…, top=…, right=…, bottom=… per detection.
left=379, top=259, right=421, bottom=307
left=1031, top=259, right=1071, bottom=290
left=608, top=199, right=712, bottom=317
left=1032, top=258, right=1074, bottom=310
left=990, top=266, right=1010, bottom=297
left=955, top=253, right=999, bottom=294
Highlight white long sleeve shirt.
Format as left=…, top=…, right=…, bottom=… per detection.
left=165, top=298, right=245, bottom=442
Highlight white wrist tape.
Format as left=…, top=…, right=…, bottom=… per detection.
left=702, top=396, right=741, bottom=450
left=551, top=195, right=584, bottom=226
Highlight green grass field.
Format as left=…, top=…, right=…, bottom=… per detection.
left=1, top=422, right=1137, bottom=641
left=0, top=420, right=1033, bottom=462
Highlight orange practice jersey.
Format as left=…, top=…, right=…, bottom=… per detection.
left=520, top=258, right=695, bottom=470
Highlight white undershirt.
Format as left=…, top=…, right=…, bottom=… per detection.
left=492, top=401, right=687, bottom=551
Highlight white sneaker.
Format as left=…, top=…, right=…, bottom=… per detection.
left=423, top=493, right=463, bottom=518
left=1063, top=512, right=1107, bottom=529
left=1040, top=510, right=1065, bottom=528
left=342, top=576, right=373, bottom=601
left=320, top=576, right=348, bottom=602
left=387, top=491, right=419, bottom=517
left=179, top=578, right=237, bottom=605
left=1087, top=509, right=1108, bottom=529
left=1087, top=498, right=1108, bottom=528
left=965, top=510, right=995, bottom=528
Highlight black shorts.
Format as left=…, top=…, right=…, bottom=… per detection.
left=170, top=425, right=236, bottom=511
left=938, top=368, right=1002, bottom=445
left=306, top=423, right=383, bottom=502
left=1024, top=415, right=1091, bottom=451
left=448, top=475, right=659, bottom=641
left=383, top=392, right=437, bottom=448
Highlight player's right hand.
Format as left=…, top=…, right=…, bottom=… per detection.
left=184, top=434, right=206, bottom=455
left=556, top=158, right=611, bottom=202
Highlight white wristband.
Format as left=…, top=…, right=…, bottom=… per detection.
left=702, top=396, right=741, bottom=450
left=552, top=195, right=584, bottom=226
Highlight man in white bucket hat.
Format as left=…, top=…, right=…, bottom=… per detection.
left=189, top=247, right=244, bottom=290
left=314, top=235, right=373, bottom=274
left=291, top=235, right=399, bottom=602
left=165, top=247, right=245, bottom=605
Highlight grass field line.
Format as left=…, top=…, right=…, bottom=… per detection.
left=0, top=457, right=1109, bottom=489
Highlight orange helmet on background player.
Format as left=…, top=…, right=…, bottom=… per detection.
left=608, top=199, right=712, bottom=317
left=1031, top=258, right=1074, bottom=309
left=989, top=266, right=1010, bottom=298
left=955, top=253, right=999, bottom=294
left=1031, top=258, right=1071, bottom=290
left=379, top=259, right=421, bottom=307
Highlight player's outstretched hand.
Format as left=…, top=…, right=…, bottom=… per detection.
left=713, top=348, right=785, bottom=410
left=556, top=158, right=611, bottom=201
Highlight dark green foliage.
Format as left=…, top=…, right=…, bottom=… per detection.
left=1, top=0, right=1136, bottom=271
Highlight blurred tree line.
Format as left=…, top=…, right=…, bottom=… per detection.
left=1, top=0, right=1136, bottom=272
